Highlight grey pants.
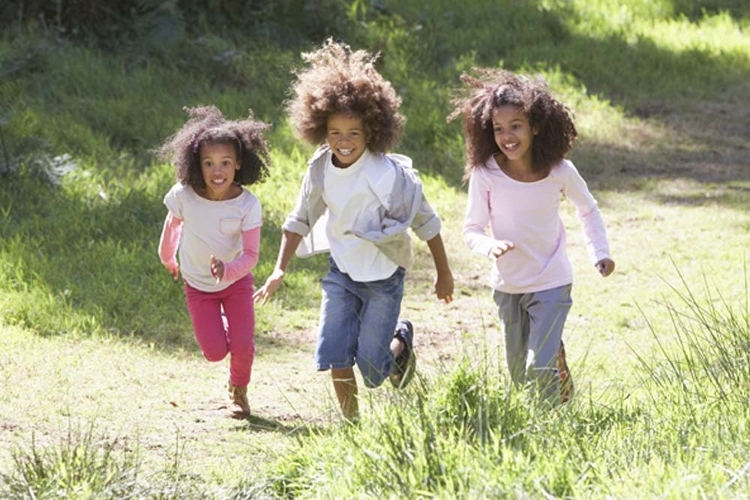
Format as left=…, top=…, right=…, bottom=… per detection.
left=493, top=284, right=573, bottom=403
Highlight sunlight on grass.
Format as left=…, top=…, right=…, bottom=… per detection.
left=2, top=0, right=750, bottom=496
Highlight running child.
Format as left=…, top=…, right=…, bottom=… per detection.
left=253, top=39, right=454, bottom=421
left=156, top=105, right=270, bottom=416
left=450, top=68, right=615, bottom=405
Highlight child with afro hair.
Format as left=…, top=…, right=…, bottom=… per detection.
left=157, top=105, right=270, bottom=416
left=450, top=68, right=615, bottom=405
left=254, top=39, right=454, bottom=421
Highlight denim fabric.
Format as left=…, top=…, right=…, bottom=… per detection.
left=316, top=257, right=405, bottom=388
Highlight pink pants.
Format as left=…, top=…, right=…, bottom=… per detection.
left=184, top=274, right=255, bottom=386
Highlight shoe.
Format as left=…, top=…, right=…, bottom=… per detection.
left=228, top=380, right=251, bottom=416
left=557, top=340, right=574, bottom=403
left=389, top=320, right=416, bottom=389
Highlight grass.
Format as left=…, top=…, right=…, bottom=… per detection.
left=1, top=0, right=750, bottom=497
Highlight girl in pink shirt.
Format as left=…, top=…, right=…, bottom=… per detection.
left=156, top=106, right=271, bottom=416
left=450, top=69, right=615, bottom=405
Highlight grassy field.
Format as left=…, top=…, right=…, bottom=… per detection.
left=1, top=0, right=749, bottom=498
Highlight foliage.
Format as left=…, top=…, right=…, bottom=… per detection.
left=0, top=423, right=206, bottom=499
left=0, top=0, right=749, bottom=497
left=254, top=276, right=750, bottom=497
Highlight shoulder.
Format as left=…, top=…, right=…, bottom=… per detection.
left=308, top=144, right=331, bottom=167
left=470, top=157, right=501, bottom=180
left=548, top=158, right=579, bottom=180
left=165, top=182, right=192, bottom=200
left=237, top=188, right=261, bottom=210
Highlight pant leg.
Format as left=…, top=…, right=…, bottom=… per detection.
left=317, top=261, right=361, bottom=371
left=221, top=274, right=256, bottom=387
left=185, top=282, right=229, bottom=362
left=355, top=267, right=405, bottom=388
left=523, top=284, right=573, bottom=403
left=493, top=290, right=528, bottom=384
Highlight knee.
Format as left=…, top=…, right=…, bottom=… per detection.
left=202, top=347, right=229, bottom=362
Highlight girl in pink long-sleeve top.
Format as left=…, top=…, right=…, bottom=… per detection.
left=450, top=69, right=615, bottom=406
left=155, top=106, right=270, bottom=416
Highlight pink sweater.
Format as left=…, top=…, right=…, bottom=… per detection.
left=463, top=157, right=610, bottom=294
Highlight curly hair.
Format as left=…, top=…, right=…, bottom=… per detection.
left=155, top=106, right=271, bottom=190
left=285, top=38, right=405, bottom=154
left=448, top=68, right=577, bottom=180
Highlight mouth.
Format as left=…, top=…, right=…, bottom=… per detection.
left=209, top=178, right=227, bottom=186
left=336, top=148, right=354, bottom=157
left=503, top=142, right=519, bottom=150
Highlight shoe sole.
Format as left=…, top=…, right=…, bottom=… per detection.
left=390, top=320, right=416, bottom=389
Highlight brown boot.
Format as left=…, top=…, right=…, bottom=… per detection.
left=228, top=381, right=250, bottom=416
left=557, top=341, right=574, bottom=404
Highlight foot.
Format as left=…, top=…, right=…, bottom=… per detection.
left=228, top=380, right=251, bottom=416
left=389, top=320, right=416, bottom=389
left=557, top=341, right=574, bottom=404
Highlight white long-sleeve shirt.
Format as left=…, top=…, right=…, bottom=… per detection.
left=463, top=157, right=610, bottom=294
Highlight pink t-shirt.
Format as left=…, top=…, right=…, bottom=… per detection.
left=463, top=157, right=610, bottom=294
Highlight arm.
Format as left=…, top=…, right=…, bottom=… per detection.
left=252, top=230, right=304, bottom=305
left=158, top=212, right=182, bottom=281
left=426, top=234, right=454, bottom=303
left=563, top=162, right=614, bottom=277
left=212, top=226, right=261, bottom=283
left=463, top=169, right=515, bottom=259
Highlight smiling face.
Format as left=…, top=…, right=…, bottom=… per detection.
left=492, top=105, right=537, bottom=169
left=326, top=113, right=367, bottom=168
left=199, top=142, right=240, bottom=200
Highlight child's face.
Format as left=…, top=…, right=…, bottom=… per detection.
left=326, top=113, right=367, bottom=168
left=491, top=105, right=537, bottom=166
left=199, top=142, right=240, bottom=200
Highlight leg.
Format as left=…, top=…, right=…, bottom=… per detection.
left=493, top=290, right=528, bottom=384
left=331, top=367, right=359, bottom=421
left=524, top=285, right=573, bottom=404
left=317, top=260, right=361, bottom=418
left=355, top=267, right=405, bottom=388
left=184, top=283, right=229, bottom=362
left=221, top=275, right=256, bottom=387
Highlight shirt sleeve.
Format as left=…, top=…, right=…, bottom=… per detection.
left=158, top=212, right=183, bottom=269
left=222, top=226, right=261, bottom=282
left=282, top=169, right=313, bottom=237
left=462, top=169, right=497, bottom=258
left=562, top=162, right=611, bottom=262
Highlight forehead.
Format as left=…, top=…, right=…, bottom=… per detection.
left=327, top=112, right=364, bottom=130
left=200, top=142, right=237, bottom=158
left=491, top=105, right=527, bottom=124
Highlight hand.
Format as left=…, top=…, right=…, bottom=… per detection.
left=210, top=255, right=224, bottom=283
left=434, top=271, right=454, bottom=304
left=490, top=240, right=515, bottom=259
left=163, top=261, right=180, bottom=281
left=596, top=258, right=615, bottom=277
left=253, top=268, right=285, bottom=305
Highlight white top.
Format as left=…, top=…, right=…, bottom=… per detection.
left=463, top=157, right=610, bottom=294
left=323, top=149, right=399, bottom=281
left=164, top=183, right=262, bottom=291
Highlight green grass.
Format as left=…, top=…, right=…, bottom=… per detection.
left=1, top=0, right=750, bottom=497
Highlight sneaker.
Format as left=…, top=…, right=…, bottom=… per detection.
left=389, top=320, right=416, bottom=389
left=228, top=380, right=251, bottom=416
left=557, top=340, right=574, bottom=404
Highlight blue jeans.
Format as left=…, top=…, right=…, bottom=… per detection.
left=316, top=258, right=405, bottom=388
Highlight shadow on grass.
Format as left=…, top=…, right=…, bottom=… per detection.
left=231, top=413, right=333, bottom=438
left=2, top=1, right=749, bottom=349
